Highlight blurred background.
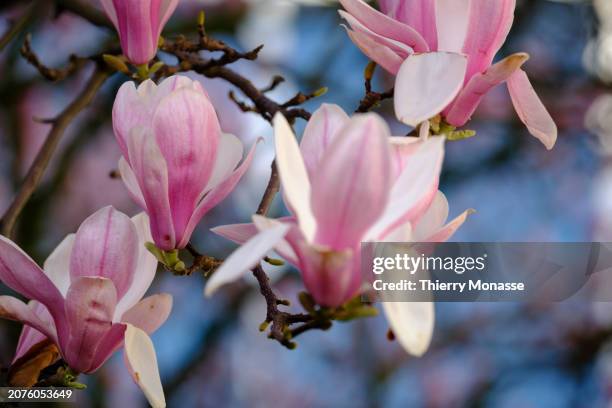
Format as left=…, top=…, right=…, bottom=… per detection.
left=0, top=0, right=610, bottom=406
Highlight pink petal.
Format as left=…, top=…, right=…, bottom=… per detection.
left=394, top=52, right=468, bottom=127
left=211, top=222, right=259, bottom=244
left=389, top=136, right=424, bottom=180
left=445, top=53, right=529, bottom=127
left=310, top=114, right=392, bottom=249
left=70, top=207, right=138, bottom=300
left=113, top=82, right=151, bottom=158
left=114, top=213, right=159, bottom=319
left=424, top=209, right=472, bottom=242
left=340, top=11, right=415, bottom=57
left=121, top=294, right=172, bottom=333
left=0, top=236, right=65, bottom=320
left=203, top=133, right=244, bottom=193
left=119, top=157, right=146, bottom=209
left=343, top=27, right=406, bottom=75
left=13, top=301, right=54, bottom=363
left=43, top=234, right=74, bottom=297
left=176, top=139, right=258, bottom=249
left=435, top=0, right=471, bottom=53
left=112, top=0, right=158, bottom=65
left=300, top=104, right=350, bottom=178
left=382, top=301, right=434, bottom=356
left=127, top=127, right=176, bottom=250
left=367, top=137, right=445, bottom=239
left=0, top=297, right=58, bottom=347
left=292, top=241, right=359, bottom=307
left=63, top=277, right=117, bottom=373
left=412, top=191, right=449, bottom=239
left=152, top=89, right=220, bottom=243
left=381, top=0, right=438, bottom=50
left=252, top=215, right=299, bottom=265
left=274, top=113, right=317, bottom=242
left=462, top=0, right=516, bottom=81
left=507, top=69, right=557, bottom=150
left=338, top=0, right=429, bottom=52
left=205, top=223, right=290, bottom=297
left=124, top=324, right=166, bottom=408
left=154, top=0, right=179, bottom=38
left=89, top=323, right=127, bottom=372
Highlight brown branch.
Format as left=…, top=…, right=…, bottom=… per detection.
left=0, top=1, right=37, bottom=52
left=355, top=61, right=394, bottom=113
left=0, top=66, right=109, bottom=239
left=20, top=35, right=88, bottom=81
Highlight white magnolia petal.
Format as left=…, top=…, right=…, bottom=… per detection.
left=43, top=234, right=75, bottom=296
left=382, top=301, right=434, bottom=356
left=124, top=324, right=166, bottom=408
left=394, top=52, right=468, bottom=127
left=204, top=223, right=290, bottom=297
left=273, top=113, right=316, bottom=242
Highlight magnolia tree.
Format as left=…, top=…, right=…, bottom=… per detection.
left=0, top=0, right=556, bottom=407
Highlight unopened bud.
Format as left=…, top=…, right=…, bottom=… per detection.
left=264, top=256, right=284, bottom=266
left=364, top=61, right=377, bottom=81
left=447, top=129, right=477, bottom=141
left=198, top=10, right=206, bottom=27
left=313, top=87, right=328, bottom=98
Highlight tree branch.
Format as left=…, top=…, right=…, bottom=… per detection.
left=0, top=66, right=110, bottom=238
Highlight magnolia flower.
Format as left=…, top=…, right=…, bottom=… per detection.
left=205, top=104, right=470, bottom=355
left=339, top=0, right=557, bottom=149
left=0, top=207, right=171, bottom=408
left=113, top=75, right=257, bottom=251
left=100, top=0, right=179, bottom=65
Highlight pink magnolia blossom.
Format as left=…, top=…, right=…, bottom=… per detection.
left=339, top=0, right=557, bottom=149
left=100, top=0, right=179, bottom=65
left=205, top=104, right=470, bottom=355
left=112, top=75, right=257, bottom=250
left=0, top=207, right=170, bottom=408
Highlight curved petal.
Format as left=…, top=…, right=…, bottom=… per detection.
left=119, top=157, right=146, bottom=210
left=445, top=53, right=529, bottom=126
left=127, top=127, right=175, bottom=250
left=0, top=297, right=58, bottom=346
left=382, top=301, right=434, bottom=356
left=382, top=0, right=438, bottom=50
left=0, top=236, right=65, bottom=320
left=43, top=234, right=74, bottom=297
left=462, top=0, right=516, bottom=81
left=252, top=215, right=299, bottom=265
left=89, top=323, right=127, bottom=372
left=203, top=133, right=244, bottom=193
left=389, top=136, right=424, bottom=180
left=367, top=137, right=445, bottom=240
left=63, top=277, right=117, bottom=373
left=435, top=0, right=471, bottom=53
left=274, top=113, right=316, bottom=242
left=343, top=27, right=406, bottom=75
left=211, top=222, right=258, bottom=244
left=300, top=104, right=350, bottom=178
left=507, top=69, right=557, bottom=150
left=412, top=191, right=449, bottom=240
left=310, top=114, right=392, bottom=249
left=124, top=324, right=166, bottom=408
left=155, top=0, right=179, bottom=37
left=13, top=301, right=54, bottom=364
left=204, top=223, right=290, bottom=297
left=152, top=89, right=220, bottom=241
left=121, top=294, right=172, bottom=334
left=100, top=0, right=118, bottom=26
left=394, top=52, right=468, bottom=127
left=424, top=209, right=473, bottom=242
left=113, top=82, right=151, bottom=158
left=340, top=10, right=414, bottom=58
left=70, top=207, right=138, bottom=301
left=338, top=0, right=429, bottom=52
left=114, top=213, right=159, bottom=319
left=176, top=139, right=258, bottom=249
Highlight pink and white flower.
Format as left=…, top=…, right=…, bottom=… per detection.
left=0, top=207, right=170, bottom=407
left=100, top=0, right=179, bottom=65
left=339, top=0, right=557, bottom=149
left=205, top=104, right=470, bottom=355
left=112, top=75, right=257, bottom=250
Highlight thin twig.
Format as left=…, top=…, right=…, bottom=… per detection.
left=0, top=66, right=109, bottom=238
left=0, top=1, right=37, bottom=52
left=20, top=35, right=88, bottom=81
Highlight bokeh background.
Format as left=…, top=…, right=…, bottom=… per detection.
left=0, top=0, right=611, bottom=406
